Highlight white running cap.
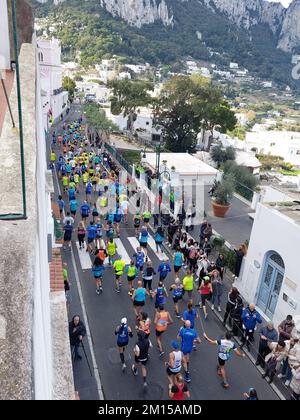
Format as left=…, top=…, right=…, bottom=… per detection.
left=121, top=317, right=127, bottom=325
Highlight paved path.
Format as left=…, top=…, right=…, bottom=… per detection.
left=48, top=105, right=280, bottom=401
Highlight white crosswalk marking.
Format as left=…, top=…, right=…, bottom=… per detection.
left=147, top=235, right=167, bottom=260
left=127, top=237, right=140, bottom=254
left=76, top=241, right=92, bottom=270
left=115, top=238, right=131, bottom=265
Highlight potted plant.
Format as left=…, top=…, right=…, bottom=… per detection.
left=211, top=176, right=234, bottom=217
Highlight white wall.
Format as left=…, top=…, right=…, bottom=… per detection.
left=0, top=0, right=10, bottom=70
left=237, top=203, right=300, bottom=327
left=33, top=44, right=54, bottom=400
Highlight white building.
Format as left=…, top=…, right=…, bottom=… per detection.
left=104, top=107, right=161, bottom=139
left=245, top=129, right=300, bottom=166
left=230, top=62, right=239, bottom=69
left=238, top=202, right=300, bottom=327
left=38, top=38, right=68, bottom=129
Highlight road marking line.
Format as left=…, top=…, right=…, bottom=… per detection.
left=76, top=241, right=92, bottom=270
left=115, top=238, right=131, bottom=264
left=127, top=237, right=140, bottom=254
left=147, top=235, right=167, bottom=260
left=71, top=246, right=104, bottom=400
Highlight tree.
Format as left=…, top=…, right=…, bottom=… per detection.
left=108, top=79, right=154, bottom=140
left=62, top=76, right=76, bottom=102
left=154, top=75, right=207, bottom=152
left=154, top=75, right=237, bottom=153
left=210, top=145, right=236, bottom=168
left=82, top=103, right=118, bottom=142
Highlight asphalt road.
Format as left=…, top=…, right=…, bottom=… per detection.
left=49, top=104, right=279, bottom=401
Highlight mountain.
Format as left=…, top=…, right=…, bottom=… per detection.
left=32, top=0, right=300, bottom=87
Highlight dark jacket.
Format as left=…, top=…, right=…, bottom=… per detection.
left=278, top=319, right=295, bottom=341
left=69, top=319, right=86, bottom=346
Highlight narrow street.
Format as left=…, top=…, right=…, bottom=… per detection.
left=49, top=104, right=279, bottom=401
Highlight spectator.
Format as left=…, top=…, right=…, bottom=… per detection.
left=262, top=341, right=286, bottom=383
left=290, top=366, right=300, bottom=400
left=231, top=295, right=244, bottom=337
left=233, top=245, right=246, bottom=280
left=69, top=315, right=86, bottom=361
left=278, top=315, right=295, bottom=341
left=278, top=332, right=300, bottom=386
left=255, top=322, right=278, bottom=368
left=223, top=287, right=240, bottom=328
left=211, top=269, right=223, bottom=312
left=216, top=254, right=225, bottom=279
left=241, top=304, right=262, bottom=351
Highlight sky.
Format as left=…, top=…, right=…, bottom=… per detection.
left=268, top=0, right=293, bottom=7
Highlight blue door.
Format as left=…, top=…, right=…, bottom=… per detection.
left=257, top=252, right=285, bottom=319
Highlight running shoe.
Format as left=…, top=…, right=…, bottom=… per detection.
left=122, top=363, right=126, bottom=372
left=222, top=381, right=230, bottom=389
left=159, top=351, right=165, bottom=357
left=184, top=372, right=191, bottom=383
left=131, top=365, right=138, bottom=376
left=96, top=289, right=100, bottom=295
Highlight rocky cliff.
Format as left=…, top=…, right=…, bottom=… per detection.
left=99, top=0, right=173, bottom=28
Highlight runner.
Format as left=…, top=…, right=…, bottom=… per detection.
left=63, top=220, right=73, bottom=251
left=177, top=320, right=201, bottom=383
left=142, top=260, right=156, bottom=296
left=133, top=211, right=141, bottom=237
left=153, top=280, right=168, bottom=311
left=86, top=221, right=97, bottom=253
left=166, top=341, right=183, bottom=385
left=113, top=256, right=126, bottom=293
left=131, top=330, right=150, bottom=390
left=133, top=247, right=146, bottom=277
left=170, top=278, right=184, bottom=319
left=126, top=259, right=138, bottom=296
left=115, top=317, right=133, bottom=372
left=77, top=221, right=86, bottom=250
left=198, top=276, right=212, bottom=320
left=173, top=248, right=184, bottom=279
left=157, top=259, right=172, bottom=282
left=114, top=206, right=123, bottom=238
left=92, top=256, right=105, bottom=295
left=154, top=226, right=164, bottom=253
left=142, top=209, right=151, bottom=227
left=57, top=195, right=65, bottom=218
left=132, top=281, right=149, bottom=320
left=139, top=227, right=149, bottom=257
left=203, top=331, right=245, bottom=389
left=169, top=373, right=190, bottom=401
left=107, top=237, right=117, bottom=266
left=69, top=197, right=78, bottom=218
left=183, top=269, right=194, bottom=305
left=80, top=200, right=90, bottom=221
left=154, top=305, right=173, bottom=357
left=138, top=312, right=152, bottom=341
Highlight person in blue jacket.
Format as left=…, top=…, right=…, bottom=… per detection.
left=241, top=304, right=262, bottom=351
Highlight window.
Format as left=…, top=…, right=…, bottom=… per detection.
left=296, top=150, right=300, bottom=155
left=38, top=52, right=44, bottom=62
left=270, top=253, right=285, bottom=269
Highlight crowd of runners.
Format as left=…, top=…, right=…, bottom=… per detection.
left=53, top=116, right=300, bottom=401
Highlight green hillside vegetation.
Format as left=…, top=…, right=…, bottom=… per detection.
left=31, top=0, right=295, bottom=87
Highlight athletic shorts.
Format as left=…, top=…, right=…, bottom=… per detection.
left=136, top=265, right=144, bottom=272
left=143, top=218, right=150, bottom=223
left=117, top=341, right=128, bottom=348
left=186, top=290, right=193, bottom=300
left=174, top=265, right=182, bottom=273
left=218, top=357, right=226, bottom=366
left=87, top=238, right=94, bottom=244
left=135, top=356, right=148, bottom=366
left=155, top=301, right=165, bottom=309
left=140, top=242, right=147, bottom=249
left=133, top=300, right=145, bottom=307
left=201, top=294, right=210, bottom=306
left=155, top=329, right=166, bottom=337
left=127, top=276, right=136, bottom=282
left=115, top=274, right=121, bottom=280
left=134, top=224, right=140, bottom=228
left=166, top=367, right=181, bottom=376
left=182, top=350, right=192, bottom=356
left=71, top=210, right=76, bottom=216
left=173, top=296, right=182, bottom=303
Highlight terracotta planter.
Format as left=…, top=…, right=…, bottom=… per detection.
left=212, top=201, right=231, bottom=218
